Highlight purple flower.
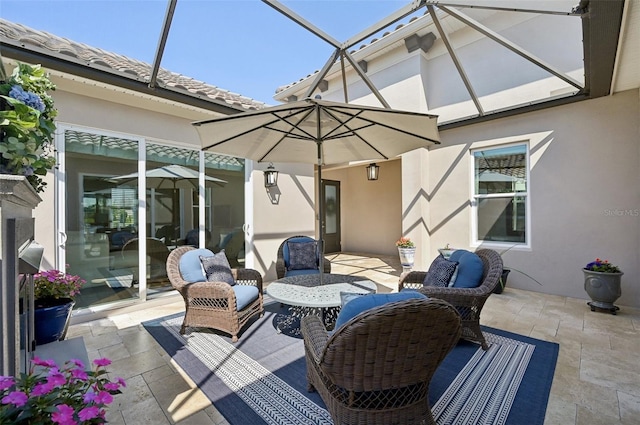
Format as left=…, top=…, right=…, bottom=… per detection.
left=32, top=382, right=54, bottom=396
left=70, top=368, right=88, bottom=381
left=51, top=404, right=77, bottom=425
left=70, top=358, right=85, bottom=369
left=2, top=391, right=28, bottom=407
left=47, top=370, right=67, bottom=387
left=104, top=382, right=120, bottom=391
left=117, top=377, right=127, bottom=388
left=83, top=390, right=97, bottom=404
left=78, top=405, right=100, bottom=421
left=93, top=358, right=111, bottom=367
left=33, top=356, right=57, bottom=368
left=0, top=376, right=15, bottom=391
left=94, top=390, right=113, bottom=405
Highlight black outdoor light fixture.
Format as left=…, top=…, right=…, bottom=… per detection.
left=264, top=163, right=279, bottom=187
left=366, top=163, right=380, bottom=181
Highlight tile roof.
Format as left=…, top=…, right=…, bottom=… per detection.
left=0, top=19, right=268, bottom=112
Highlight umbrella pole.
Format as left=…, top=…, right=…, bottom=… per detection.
left=316, top=107, right=325, bottom=286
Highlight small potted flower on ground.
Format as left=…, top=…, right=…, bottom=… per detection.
left=0, top=356, right=125, bottom=424
left=32, top=268, right=86, bottom=345
left=396, top=237, right=416, bottom=272
left=583, top=258, right=623, bottom=314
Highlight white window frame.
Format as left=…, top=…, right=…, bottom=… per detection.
left=470, top=142, right=531, bottom=250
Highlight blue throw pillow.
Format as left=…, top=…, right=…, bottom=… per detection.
left=449, top=250, right=484, bottom=288
left=423, top=255, right=458, bottom=287
left=287, top=240, right=318, bottom=270
left=200, top=251, right=235, bottom=286
left=334, top=291, right=427, bottom=331
left=179, top=248, right=215, bottom=282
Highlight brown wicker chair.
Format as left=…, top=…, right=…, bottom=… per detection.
left=120, top=237, right=170, bottom=286
left=398, top=248, right=503, bottom=350
left=166, top=246, right=264, bottom=342
left=301, top=297, right=461, bottom=425
left=276, top=235, right=331, bottom=279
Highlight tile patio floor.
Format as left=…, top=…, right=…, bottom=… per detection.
left=63, top=252, right=640, bottom=424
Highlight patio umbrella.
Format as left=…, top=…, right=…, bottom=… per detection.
left=194, top=97, right=441, bottom=281
left=110, top=164, right=227, bottom=244
left=110, top=164, right=227, bottom=189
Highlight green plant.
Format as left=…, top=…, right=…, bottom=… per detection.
left=584, top=258, right=621, bottom=273
left=34, top=268, right=85, bottom=306
left=396, top=237, right=415, bottom=248
left=0, top=62, right=57, bottom=193
left=0, top=356, right=124, bottom=424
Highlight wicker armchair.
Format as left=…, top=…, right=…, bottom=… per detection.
left=301, top=297, right=461, bottom=425
left=166, top=246, right=263, bottom=342
left=276, top=235, right=331, bottom=279
left=398, top=248, right=503, bottom=350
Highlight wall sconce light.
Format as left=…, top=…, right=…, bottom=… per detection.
left=366, top=163, right=380, bottom=181
left=264, top=163, right=279, bottom=187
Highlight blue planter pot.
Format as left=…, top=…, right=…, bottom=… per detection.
left=34, top=298, right=75, bottom=345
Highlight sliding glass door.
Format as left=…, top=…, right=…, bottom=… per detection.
left=59, top=127, right=246, bottom=311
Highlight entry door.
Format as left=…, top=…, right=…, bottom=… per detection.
left=322, top=180, right=341, bottom=253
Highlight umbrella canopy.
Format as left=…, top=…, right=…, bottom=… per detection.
left=110, top=164, right=227, bottom=189
left=195, top=98, right=441, bottom=281
left=195, top=98, right=440, bottom=165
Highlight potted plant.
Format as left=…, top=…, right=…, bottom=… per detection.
left=396, top=237, right=416, bottom=272
left=0, top=356, right=125, bottom=424
left=33, top=268, right=85, bottom=345
left=0, top=62, right=57, bottom=193
left=583, top=258, right=623, bottom=314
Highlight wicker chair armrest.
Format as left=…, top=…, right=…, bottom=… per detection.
left=398, top=271, right=428, bottom=291
left=232, top=268, right=263, bottom=292
left=181, top=281, right=236, bottom=299
left=301, top=315, right=330, bottom=364
left=417, top=286, right=488, bottom=307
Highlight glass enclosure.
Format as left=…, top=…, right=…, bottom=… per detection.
left=63, top=129, right=245, bottom=310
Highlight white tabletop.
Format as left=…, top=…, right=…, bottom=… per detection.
left=266, top=273, right=377, bottom=308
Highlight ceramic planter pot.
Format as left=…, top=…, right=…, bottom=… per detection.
left=34, top=298, right=75, bottom=345
left=398, top=247, right=416, bottom=272
left=583, top=269, right=623, bottom=314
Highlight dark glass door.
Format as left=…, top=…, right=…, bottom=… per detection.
left=322, top=180, right=341, bottom=253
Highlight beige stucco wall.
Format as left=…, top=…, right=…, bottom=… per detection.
left=250, top=162, right=316, bottom=281
left=426, top=89, right=640, bottom=307
left=324, top=160, right=403, bottom=256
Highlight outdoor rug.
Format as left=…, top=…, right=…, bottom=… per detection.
left=143, top=302, right=558, bottom=425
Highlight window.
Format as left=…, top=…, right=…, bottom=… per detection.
left=472, top=144, right=529, bottom=245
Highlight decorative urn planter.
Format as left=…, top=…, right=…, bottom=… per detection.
left=398, top=247, right=416, bottom=272
left=583, top=269, right=623, bottom=314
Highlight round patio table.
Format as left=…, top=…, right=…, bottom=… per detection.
left=266, top=273, right=377, bottom=333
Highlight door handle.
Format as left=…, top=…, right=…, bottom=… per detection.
left=59, top=231, right=67, bottom=247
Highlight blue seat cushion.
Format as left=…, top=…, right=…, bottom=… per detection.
left=200, top=250, right=235, bottom=286
left=448, top=250, right=484, bottom=288
left=423, top=255, right=458, bottom=287
left=334, top=291, right=427, bottom=331
left=286, top=240, right=318, bottom=270
left=233, top=285, right=259, bottom=311
left=179, top=248, right=215, bottom=283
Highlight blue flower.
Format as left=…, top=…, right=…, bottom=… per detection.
left=8, top=85, right=46, bottom=112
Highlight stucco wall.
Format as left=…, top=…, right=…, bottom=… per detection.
left=324, top=161, right=403, bottom=256
left=250, top=162, right=316, bottom=281
left=427, top=89, right=640, bottom=307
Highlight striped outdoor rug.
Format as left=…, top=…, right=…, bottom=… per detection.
left=144, top=304, right=558, bottom=425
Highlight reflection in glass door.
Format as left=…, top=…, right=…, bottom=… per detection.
left=63, top=130, right=140, bottom=309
